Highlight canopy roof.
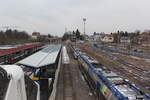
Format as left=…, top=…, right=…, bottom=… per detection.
left=17, top=45, right=61, bottom=69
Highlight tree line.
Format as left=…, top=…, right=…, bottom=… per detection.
left=62, top=29, right=84, bottom=41
left=0, top=29, right=30, bottom=45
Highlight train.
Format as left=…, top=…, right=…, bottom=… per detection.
left=0, top=65, right=40, bottom=100
left=0, top=43, right=43, bottom=64
left=70, top=45, right=150, bottom=100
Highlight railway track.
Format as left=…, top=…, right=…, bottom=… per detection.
left=72, top=44, right=150, bottom=100
left=92, top=43, right=148, bottom=76
left=90, top=43, right=150, bottom=95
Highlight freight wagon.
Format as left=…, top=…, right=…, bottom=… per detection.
left=71, top=45, right=150, bottom=100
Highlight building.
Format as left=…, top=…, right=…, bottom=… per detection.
left=120, top=36, right=131, bottom=44
left=89, top=32, right=105, bottom=41
left=93, top=34, right=101, bottom=41
left=82, top=34, right=89, bottom=41
left=101, top=34, right=114, bottom=43
left=32, top=32, right=40, bottom=39
left=138, top=33, right=150, bottom=46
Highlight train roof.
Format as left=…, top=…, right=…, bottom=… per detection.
left=0, top=65, right=24, bottom=80
left=17, top=45, right=62, bottom=69
left=0, top=43, right=42, bottom=57
left=0, top=46, right=16, bottom=50
left=94, top=62, right=150, bottom=100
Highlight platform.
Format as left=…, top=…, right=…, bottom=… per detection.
left=55, top=46, right=96, bottom=100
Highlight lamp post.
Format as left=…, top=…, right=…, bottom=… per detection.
left=83, top=18, right=86, bottom=35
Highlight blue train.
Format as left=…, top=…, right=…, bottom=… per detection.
left=71, top=45, right=150, bottom=100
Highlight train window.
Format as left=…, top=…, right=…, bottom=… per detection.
left=0, top=56, right=4, bottom=64
left=0, top=67, right=10, bottom=100
left=24, top=75, right=38, bottom=100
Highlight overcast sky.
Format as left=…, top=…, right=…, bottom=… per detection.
left=0, top=0, right=150, bottom=36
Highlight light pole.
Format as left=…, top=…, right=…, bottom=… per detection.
left=83, top=18, right=86, bottom=35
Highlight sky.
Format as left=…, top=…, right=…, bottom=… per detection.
left=0, top=0, right=150, bottom=36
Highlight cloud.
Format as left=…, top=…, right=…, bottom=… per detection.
left=0, top=0, right=150, bottom=35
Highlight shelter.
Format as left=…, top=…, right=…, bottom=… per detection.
left=17, top=45, right=62, bottom=79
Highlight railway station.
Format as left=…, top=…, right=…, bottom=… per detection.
left=0, top=43, right=150, bottom=100
left=1, top=0, right=150, bottom=100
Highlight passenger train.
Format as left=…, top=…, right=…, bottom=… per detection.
left=0, top=43, right=43, bottom=64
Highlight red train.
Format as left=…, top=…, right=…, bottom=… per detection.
left=0, top=43, right=43, bottom=64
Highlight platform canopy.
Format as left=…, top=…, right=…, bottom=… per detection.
left=17, top=45, right=61, bottom=69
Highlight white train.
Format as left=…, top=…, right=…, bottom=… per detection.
left=0, top=65, right=40, bottom=100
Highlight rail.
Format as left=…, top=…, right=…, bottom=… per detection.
left=70, top=44, right=150, bottom=100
